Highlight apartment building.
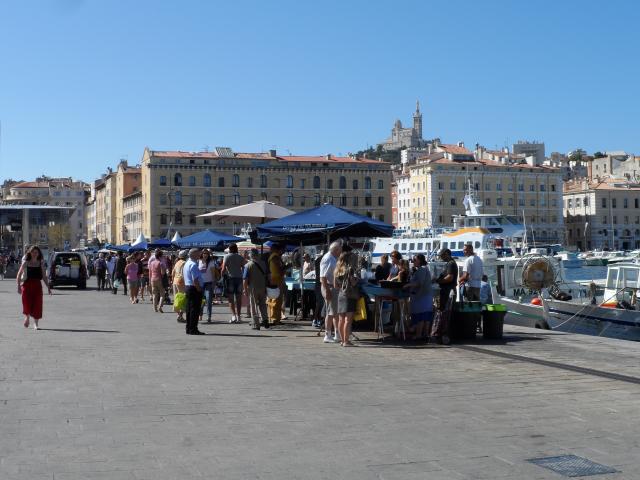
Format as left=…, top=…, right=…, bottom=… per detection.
left=139, top=147, right=392, bottom=238
left=564, top=178, right=640, bottom=250
left=404, top=144, right=564, bottom=243
left=92, top=161, right=141, bottom=244
left=2, top=177, right=88, bottom=247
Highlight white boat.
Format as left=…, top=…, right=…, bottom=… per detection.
left=370, top=189, right=524, bottom=264
left=492, top=257, right=640, bottom=342
left=606, top=251, right=638, bottom=265
left=583, top=250, right=614, bottom=266
left=553, top=250, right=584, bottom=268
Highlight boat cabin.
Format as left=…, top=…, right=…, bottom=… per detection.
left=602, top=263, right=640, bottom=308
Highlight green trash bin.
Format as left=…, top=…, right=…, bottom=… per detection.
left=482, top=304, right=506, bottom=339
left=452, top=301, right=481, bottom=340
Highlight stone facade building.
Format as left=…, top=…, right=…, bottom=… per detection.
left=92, top=161, right=141, bottom=244
left=2, top=177, right=88, bottom=247
left=139, top=147, right=392, bottom=239
left=564, top=178, right=640, bottom=251
left=379, top=102, right=425, bottom=152
left=400, top=144, right=564, bottom=243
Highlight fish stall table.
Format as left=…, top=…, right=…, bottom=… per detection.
left=362, top=283, right=410, bottom=340
left=285, top=278, right=316, bottom=319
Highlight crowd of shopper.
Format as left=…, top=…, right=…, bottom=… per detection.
left=9, top=239, right=484, bottom=343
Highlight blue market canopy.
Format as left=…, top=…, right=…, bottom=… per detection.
left=255, top=204, right=394, bottom=245
left=104, top=243, right=133, bottom=253
left=174, top=229, right=244, bottom=249
left=148, top=238, right=174, bottom=249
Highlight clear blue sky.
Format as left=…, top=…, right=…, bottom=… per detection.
left=1, top=0, right=639, bottom=182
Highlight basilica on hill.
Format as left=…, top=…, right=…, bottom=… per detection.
left=379, top=101, right=426, bottom=151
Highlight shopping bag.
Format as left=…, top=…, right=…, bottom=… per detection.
left=354, top=297, right=367, bottom=321
left=173, top=292, right=187, bottom=312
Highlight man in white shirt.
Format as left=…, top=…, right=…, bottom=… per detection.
left=320, top=240, right=342, bottom=343
left=459, top=243, right=483, bottom=301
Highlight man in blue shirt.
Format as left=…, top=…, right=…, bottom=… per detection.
left=184, top=248, right=205, bottom=335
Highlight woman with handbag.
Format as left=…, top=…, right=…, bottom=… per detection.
left=333, top=251, right=360, bottom=347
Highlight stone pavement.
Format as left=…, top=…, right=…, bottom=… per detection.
left=1, top=280, right=640, bottom=479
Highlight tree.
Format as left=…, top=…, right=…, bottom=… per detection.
left=48, top=224, right=71, bottom=250
left=593, top=151, right=606, bottom=159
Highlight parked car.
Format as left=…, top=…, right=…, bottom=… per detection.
left=49, top=251, right=89, bottom=289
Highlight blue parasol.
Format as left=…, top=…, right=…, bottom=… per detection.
left=255, top=204, right=394, bottom=245
left=174, top=229, right=245, bottom=249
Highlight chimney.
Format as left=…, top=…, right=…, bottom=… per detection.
left=427, top=144, right=432, bottom=155
left=457, top=141, right=464, bottom=148
left=325, top=154, right=332, bottom=161
left=269, top=149, right=277, bottom=157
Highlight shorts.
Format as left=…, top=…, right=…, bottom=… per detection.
left=337, top=294, right=357, bottom=315
left=128, top=279, right=139, bottom=289
left=464, top=286, right=480, bottom=301
left=322, top=286, right=339, bottom=317
left=411, top=311, right=433, bottom=326
left=139, top=276, right=148, bottom=287
left=226, top=277, right=243, bottom=295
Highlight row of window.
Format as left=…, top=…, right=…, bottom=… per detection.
left=568, top=228, right=640, bottom=238
left=567, top=197, right=640, bottom=209
left=161, top=211, right=386, bottom=225
left=441, top=197, right=552, bottom=207
left=160, top=173, right=383, bottom=190
left=397, top=211, right=559, bottom=224
left=436, top=182, right=556, bottom=192
left=399, top=197, right=558, bottom=208
left=163, top=191, right=385, bottom=207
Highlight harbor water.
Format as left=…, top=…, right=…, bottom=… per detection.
left=564, top=265, right=608, bottom=283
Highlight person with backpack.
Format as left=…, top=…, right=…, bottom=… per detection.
left=243, top=249, right=269, bottom=330
left=333, top=251, right=360, bottom=347
left=94, top=253, right=107, bottom=290
left=115, top=252, right=127, bottom=295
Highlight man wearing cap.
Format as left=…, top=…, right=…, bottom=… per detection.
left=243, top=249, right=269, bottom=330
left=183, top=248, right=205, bottom=335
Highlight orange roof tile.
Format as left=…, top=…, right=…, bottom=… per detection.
left=277, top=155, right=383, bottom=164
left=438, top=144, right=473, bottom=155
left=12, top=181, right=50, bottom=188
left=149, top=150, right=385, bottom=164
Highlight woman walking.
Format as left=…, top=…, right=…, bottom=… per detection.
left=16, top=246, right=51, bottom=330
left=333, top=251, right=359, bottom=347
left=125, top=256, right=139, bottom=304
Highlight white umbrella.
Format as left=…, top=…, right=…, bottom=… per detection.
left=198, top=200, right=295, bottom=224
left=131, top=233, right=146, bottom=246
left=171, top=231, right=182, bottom=243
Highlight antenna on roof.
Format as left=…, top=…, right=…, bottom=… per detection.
left=202, top=145, right=209, bottom=152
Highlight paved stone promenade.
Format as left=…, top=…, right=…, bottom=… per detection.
left=2, top=280, right=640, bottom=479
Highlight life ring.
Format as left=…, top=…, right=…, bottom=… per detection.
left=531, top=297, right=542, bottom=305
left=522, top=259, right=555, bottom=290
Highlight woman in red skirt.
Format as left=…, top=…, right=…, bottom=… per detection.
left=16, top=246, right=51, bottom=330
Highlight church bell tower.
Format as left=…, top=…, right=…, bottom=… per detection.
left=412, top=100, right=423, bottom=140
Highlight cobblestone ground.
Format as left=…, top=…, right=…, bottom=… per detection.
left=1, top=280, right=639, bottom=479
